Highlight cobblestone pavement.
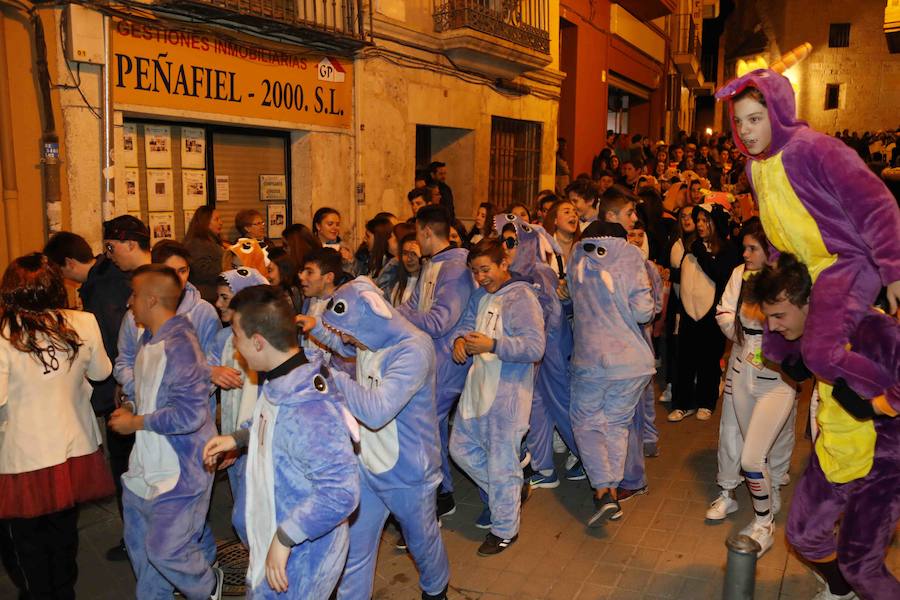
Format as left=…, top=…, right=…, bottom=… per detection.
left=3, top=385, right=897, bottom=599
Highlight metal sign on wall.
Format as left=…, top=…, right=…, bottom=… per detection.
left=110, top=18, right=352, bottom=129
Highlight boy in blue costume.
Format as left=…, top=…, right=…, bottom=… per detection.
left=108, top=265, right=223, bottom=600
left=203, top=285, right=360, bottom=599
left=298, top=277, right=451, bottom=600
left=494, top=214, right=576, bottom=489
left=568, top=222, right=656, bottom=527
left=450, top=239, right=546, bottom=555
left=396, top=205, right=475, bottom=518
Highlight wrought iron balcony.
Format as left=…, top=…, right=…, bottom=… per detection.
left=433, top=0, right=551, bottom=55
left=154, top=0, right=369, bottom=52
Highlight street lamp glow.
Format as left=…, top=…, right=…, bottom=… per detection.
left=705, top=127, right=713, bottom=136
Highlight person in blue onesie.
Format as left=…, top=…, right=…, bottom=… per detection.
left=493, top=214, right=576, bottom=490
left=568, top=222, right=656, bottom=527
left=298, top=277, right=451, bottom=600
left=107, top=265, right=223, bottom=600
left=396, top=205, right=475, bottom=519
left=203, top=285, right=360, bottom=599
left=450, top=238, right=546, bottom=556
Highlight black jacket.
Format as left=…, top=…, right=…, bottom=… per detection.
left=79, top=255, right=131, bottom=415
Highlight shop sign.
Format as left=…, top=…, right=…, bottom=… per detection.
left=110, top=18, right=352, bottom=129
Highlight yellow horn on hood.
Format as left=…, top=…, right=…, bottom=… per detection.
left=771, top=42, right=812, bottom=73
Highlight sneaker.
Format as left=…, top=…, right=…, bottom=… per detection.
left=697, top=408, right=713, bottom=421
left=395, top=532, right=408, bottom=551
left=209, top=566, right=224, bottom=600
left=616, top=486, right=648, bottom=503
left=771, top=486, right=782, bottom=516
left=529, top=470, right=560, bottom=489
left=422, top=585, right=449, bottom=600
left=436, top=492, right=456, bottom=519
left=564, top=459, right=587, bottom=481
left=564, top=452, right=579, bottom=471
left=705, top=490, right=739, bottom=520
left=552, top=430, right=567, bottom=454
left=667, top=409, right=696, bottom=422
left=588, top=491, right=622, bottom=527
left=475, top=506, right=492, bottom=529
left=739, top=519, right=775, bottom=557
left=812, top=588, right=858, bottom=600
left=643, top=441, right=660, bottom=458
left=105, top=539, right=129, bottom=562
left=658, top=383, right=672, bottom=403
left=477, top=532, right=518, bottom=556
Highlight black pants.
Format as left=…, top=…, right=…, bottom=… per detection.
left=672, top=308, right=726, bottom=412
left=105, top=419, right=135, bottom=518
left=2, top=507, right=79, bottom=599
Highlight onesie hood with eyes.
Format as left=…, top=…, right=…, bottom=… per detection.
left=320, top=276, right=409, bottom=350
left=492, top=213, right=561, bottom=277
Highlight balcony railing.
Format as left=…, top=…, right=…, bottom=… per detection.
left=156, top=0, right=369, bottom=50
left=433, top=0, right=551, bottom=54
left=672, top=13, right=700, bottom=62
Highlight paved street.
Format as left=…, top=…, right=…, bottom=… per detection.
left=3, top=383, right=897, bottom=599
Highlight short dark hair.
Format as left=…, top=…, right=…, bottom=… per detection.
left=538, top=193, right=558, bottom=210
left=151, top=239, right=192, bottom=264
left=467, top=238, right=507, bottom=266
left=302, top=247, right=343, bottom=279
left=565, top=179, right=600, bottom=206
left=746, top=253, right=812, bottom=308
left=44, top=231, right=94, bottom=266
left=230, top=285, right=298, bottom=352
left=414, top=169, right=429, bottom=183
left=132, top=264, right=183, bottom=310
left=598, top=185, right=637, bottom=218
left=596, top=170, right=614, bottom=180
left=415, top=204, right=451, bottom=239
left=407, top=187, right=429, bottom=203
left=428, top=161, right=446, bottom=174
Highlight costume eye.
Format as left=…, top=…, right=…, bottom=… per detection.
left=505, top=213, right=515, bottom=221
left=332, top=300, right=347, bottom=315
left=241, top=242, right=252, bottom=252
left=582, top=243, right=596, bottom=254
left=596, top=246, right=607, bottom=257
left=522, top=224, right=532, bottom=233
left=237, top=267, right=249, bottom=277
left=313, top=374, right=328, bottom=393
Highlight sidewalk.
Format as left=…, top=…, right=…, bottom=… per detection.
left=2, top=388, right=897, bottom=599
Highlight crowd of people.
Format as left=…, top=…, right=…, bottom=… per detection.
left=0, top=68, right=898, bottom=600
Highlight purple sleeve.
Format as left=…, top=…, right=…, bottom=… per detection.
left=143, top=332, right=211, bottom=435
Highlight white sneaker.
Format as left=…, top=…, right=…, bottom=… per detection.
left=771, top=486, right=782, bottom=515
left=564, top=452, right=579, bottom=471
left=668, top=409, right=696, bottom=422
left=658, top=383, right=672, bottom=403
left=696, top=408, right=713, bottom=421
left=739, top=519, right=775, bottom=557
left=705, top=491, right=739, bottom=520
left=552, top=430, right=567, bottom=454
left=812, top=588, right=858, bottom=600
left=209, top=566, right=224, bottom=600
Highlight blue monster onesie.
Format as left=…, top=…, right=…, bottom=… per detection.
left=567, top=231, right=656, bottom=500
left=230, top=359, right=360, bottom=599
left=120, top=315, right=218, bottom=600
left=396, top=246, right=475, bottom=498
left=309, top=277, right=450, bottom=599
left=449, top=271, right=546, bottom=542
left=493, top=214, right=577, bottom=476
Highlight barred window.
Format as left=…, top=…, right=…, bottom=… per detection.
left=825, top=84, right=841, bottom=110
left=828, top=23, right=850, bottom=48
left=489, top=117, right=542, bottom=208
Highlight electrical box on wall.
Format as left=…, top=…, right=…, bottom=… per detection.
left=64, top=5, right=104, bottom=65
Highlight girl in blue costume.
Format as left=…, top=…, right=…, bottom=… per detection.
left=203, top=286, right=359, bottom=599
left=450, top=238, right=546, bottom=555
left=299, top=277, right=451, bottom=600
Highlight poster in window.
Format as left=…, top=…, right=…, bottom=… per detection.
left=215, top=175, right=230, bottom=203
left=146, top=169, right=174, bottom=211
left=149, top=211, right=175, bottom=246
left=259, top=174, right=286, bottom=201
left=124, top=168, right=140, bottom=211
left=122, top=123, right=138, bottom=167
left=144, top=125, right=172, bottom=168
left=181, top=127, right=206, bottom=169
left=182, top=170, right=207, bottom=209
left=266, top=203, right=286, bottom=239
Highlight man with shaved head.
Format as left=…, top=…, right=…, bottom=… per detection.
left=109, top=264, right=224, bottom=599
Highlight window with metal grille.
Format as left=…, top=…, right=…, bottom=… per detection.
left=489, top=117, right=542, bottom=208
left=828, top=23, right=850, bottom=47
left=825, top=84, right=841, bottom=110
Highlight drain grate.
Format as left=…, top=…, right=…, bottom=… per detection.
left=216, top=538, right=249, bottom=596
